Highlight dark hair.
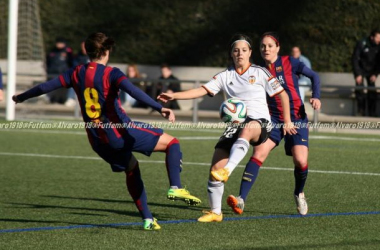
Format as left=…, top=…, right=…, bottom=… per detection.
left=55, top=37, right=67, bottom=43
left=229, top=34, right=252, bottom=51
left=228, top=34, right=252, bottom=66
left=370, top=28, right=380, bottom=37
left=85, top=32, right=115, bottom=60
left=160, top=63, right=170, bottom=69
left=260, top=32, right=280, bottom=46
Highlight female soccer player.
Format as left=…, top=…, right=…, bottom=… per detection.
left=227, top=32, right=321, bottom=216
left=12, top=32, right=201, bottom=230
left=158, top=34, right=297, bottom=222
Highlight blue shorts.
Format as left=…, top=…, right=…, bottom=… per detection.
left=269, top=117, right=309, bottom=156
left=92, top=121, right=163, bottom=172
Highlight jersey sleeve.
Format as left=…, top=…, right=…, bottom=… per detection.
left=111, top=68, right=163, bottom=112
left=260, top=68, right=284, bottom=97
left=109, top=67, right=128, bottom=87
left=17, top=78, right=63, bottom=102
left=290, top=56, right=306, bottom=75
left=202, top=71, right=225, bottom=97
left=58, top=68, right=75, bottom=88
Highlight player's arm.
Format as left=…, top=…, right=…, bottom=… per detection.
left=277, top=90, right=297, bottom=135
left=118, top=79, right=175, bottom=122
left=157, top=87, right=208, bottom=103
left=119, top=79, right=163, bottom=112
left=264, top=70, right=297, bottom=135
left=13, top=78, right=63, bottom=103
left=300, top=66, right=321, bottom=110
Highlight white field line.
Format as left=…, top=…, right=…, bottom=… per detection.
left=1, top=128, right=380, bottom=142
left=1, top=152, right=379, bottom=177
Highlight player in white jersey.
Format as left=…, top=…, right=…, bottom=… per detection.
left=158, top=34, right=297, bottom=222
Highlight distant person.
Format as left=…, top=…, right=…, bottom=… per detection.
left=0, top=68, right=3, bottom=101
left=291, top=46, right=312, bottom=102
left=158, top=64, right=181, bottom=110
left=46, top=37, right=74, bottom=104
left=121, top=64, right=148, bottom=108
left=65, top=41, right=90, bottom=107
left=352, top=29, right=380, bottom=117
left=13, top=32, right=201, bottom=230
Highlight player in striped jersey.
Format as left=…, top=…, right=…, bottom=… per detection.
left=158, top=34, right=297, bottom=222
left=227, top=32, right=321, bottom=216
left=13, top=32, right=201, bottom=230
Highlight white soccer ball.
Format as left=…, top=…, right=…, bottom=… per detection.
left=219, top=98, right=247, bottom=123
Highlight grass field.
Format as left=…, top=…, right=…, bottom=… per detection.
left=1, top=121, right=380, bottom=250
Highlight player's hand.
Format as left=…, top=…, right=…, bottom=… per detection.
left=0, top=89, right=4, bottom=102
left=12, top=95, right=20, bottom=104
left=309, top=98, right=321, bottom=110
left=157, top=92, right=174, bottom=103
left=283, top=121, right=297, bottom=136
left=160, top=107, right=175, bottom=123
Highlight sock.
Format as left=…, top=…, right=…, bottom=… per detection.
left=165, top=138, right=182, bottom=188
left=207, top=180, right=224, bottom=215
left=126, top=162, right=152, bottom=219
left=225, top=138, right=250, bottom=175
left=294, top=165, right=308, bottom=196
left=239, top=157, right=262, bottom=201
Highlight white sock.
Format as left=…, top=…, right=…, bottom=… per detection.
left=225, top=138, right=250, bottom=175
left=207, top=180, right=224, bottom=215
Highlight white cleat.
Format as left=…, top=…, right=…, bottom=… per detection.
left=294, top=192, right=308, bottom=215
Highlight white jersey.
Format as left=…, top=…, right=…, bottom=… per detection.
left=203, top=64, right=283, bottom=121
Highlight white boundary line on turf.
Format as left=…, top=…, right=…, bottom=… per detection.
left=1, top=152, right=380, bottom=177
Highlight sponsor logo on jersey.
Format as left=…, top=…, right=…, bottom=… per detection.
left=276, top=66, right=283, bottom=72
left=248, top=76, right=256, bottom=84
left=228, top=82, right=234, bottom=85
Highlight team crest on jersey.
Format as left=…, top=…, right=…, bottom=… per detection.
left=276, top=66, right=282, bottom=72
left=248, top=76, right=256, bottom=84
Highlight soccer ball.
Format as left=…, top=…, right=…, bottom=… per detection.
left=219, top=98, right=247, bottom=123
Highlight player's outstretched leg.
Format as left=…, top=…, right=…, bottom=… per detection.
left=125, top=158, right=161, bottom=230
left=155, top=134, right=201, bottom=206
left=211, top=121, right=262, bottom=182
left=211, top=138, right=250, bottom=182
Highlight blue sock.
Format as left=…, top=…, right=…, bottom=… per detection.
left=165, top=138, right=182, bottom=188
left=294, top=165, right=308, bottom=196
left=239, top=157, right=262, bottom=201
left=126, top=162, right=152, bottom=219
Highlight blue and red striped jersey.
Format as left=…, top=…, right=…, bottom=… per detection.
left=17, top=62, right=163, bottom=148
left=266, top=56, right=307, bottom=121
left=59, top=62, right=132, bottom=147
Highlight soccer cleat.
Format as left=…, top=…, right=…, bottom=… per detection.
left=197, top=210, right=223, bottom=222
left=210, top=168, right=230, bottom=182
left=143, top=217, right=161, bottom=230
left=226, top=195, right=245, bottom=215
left=294, top=192, right=308, bottom=215
left=167, top=188, right=201, bottom=206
